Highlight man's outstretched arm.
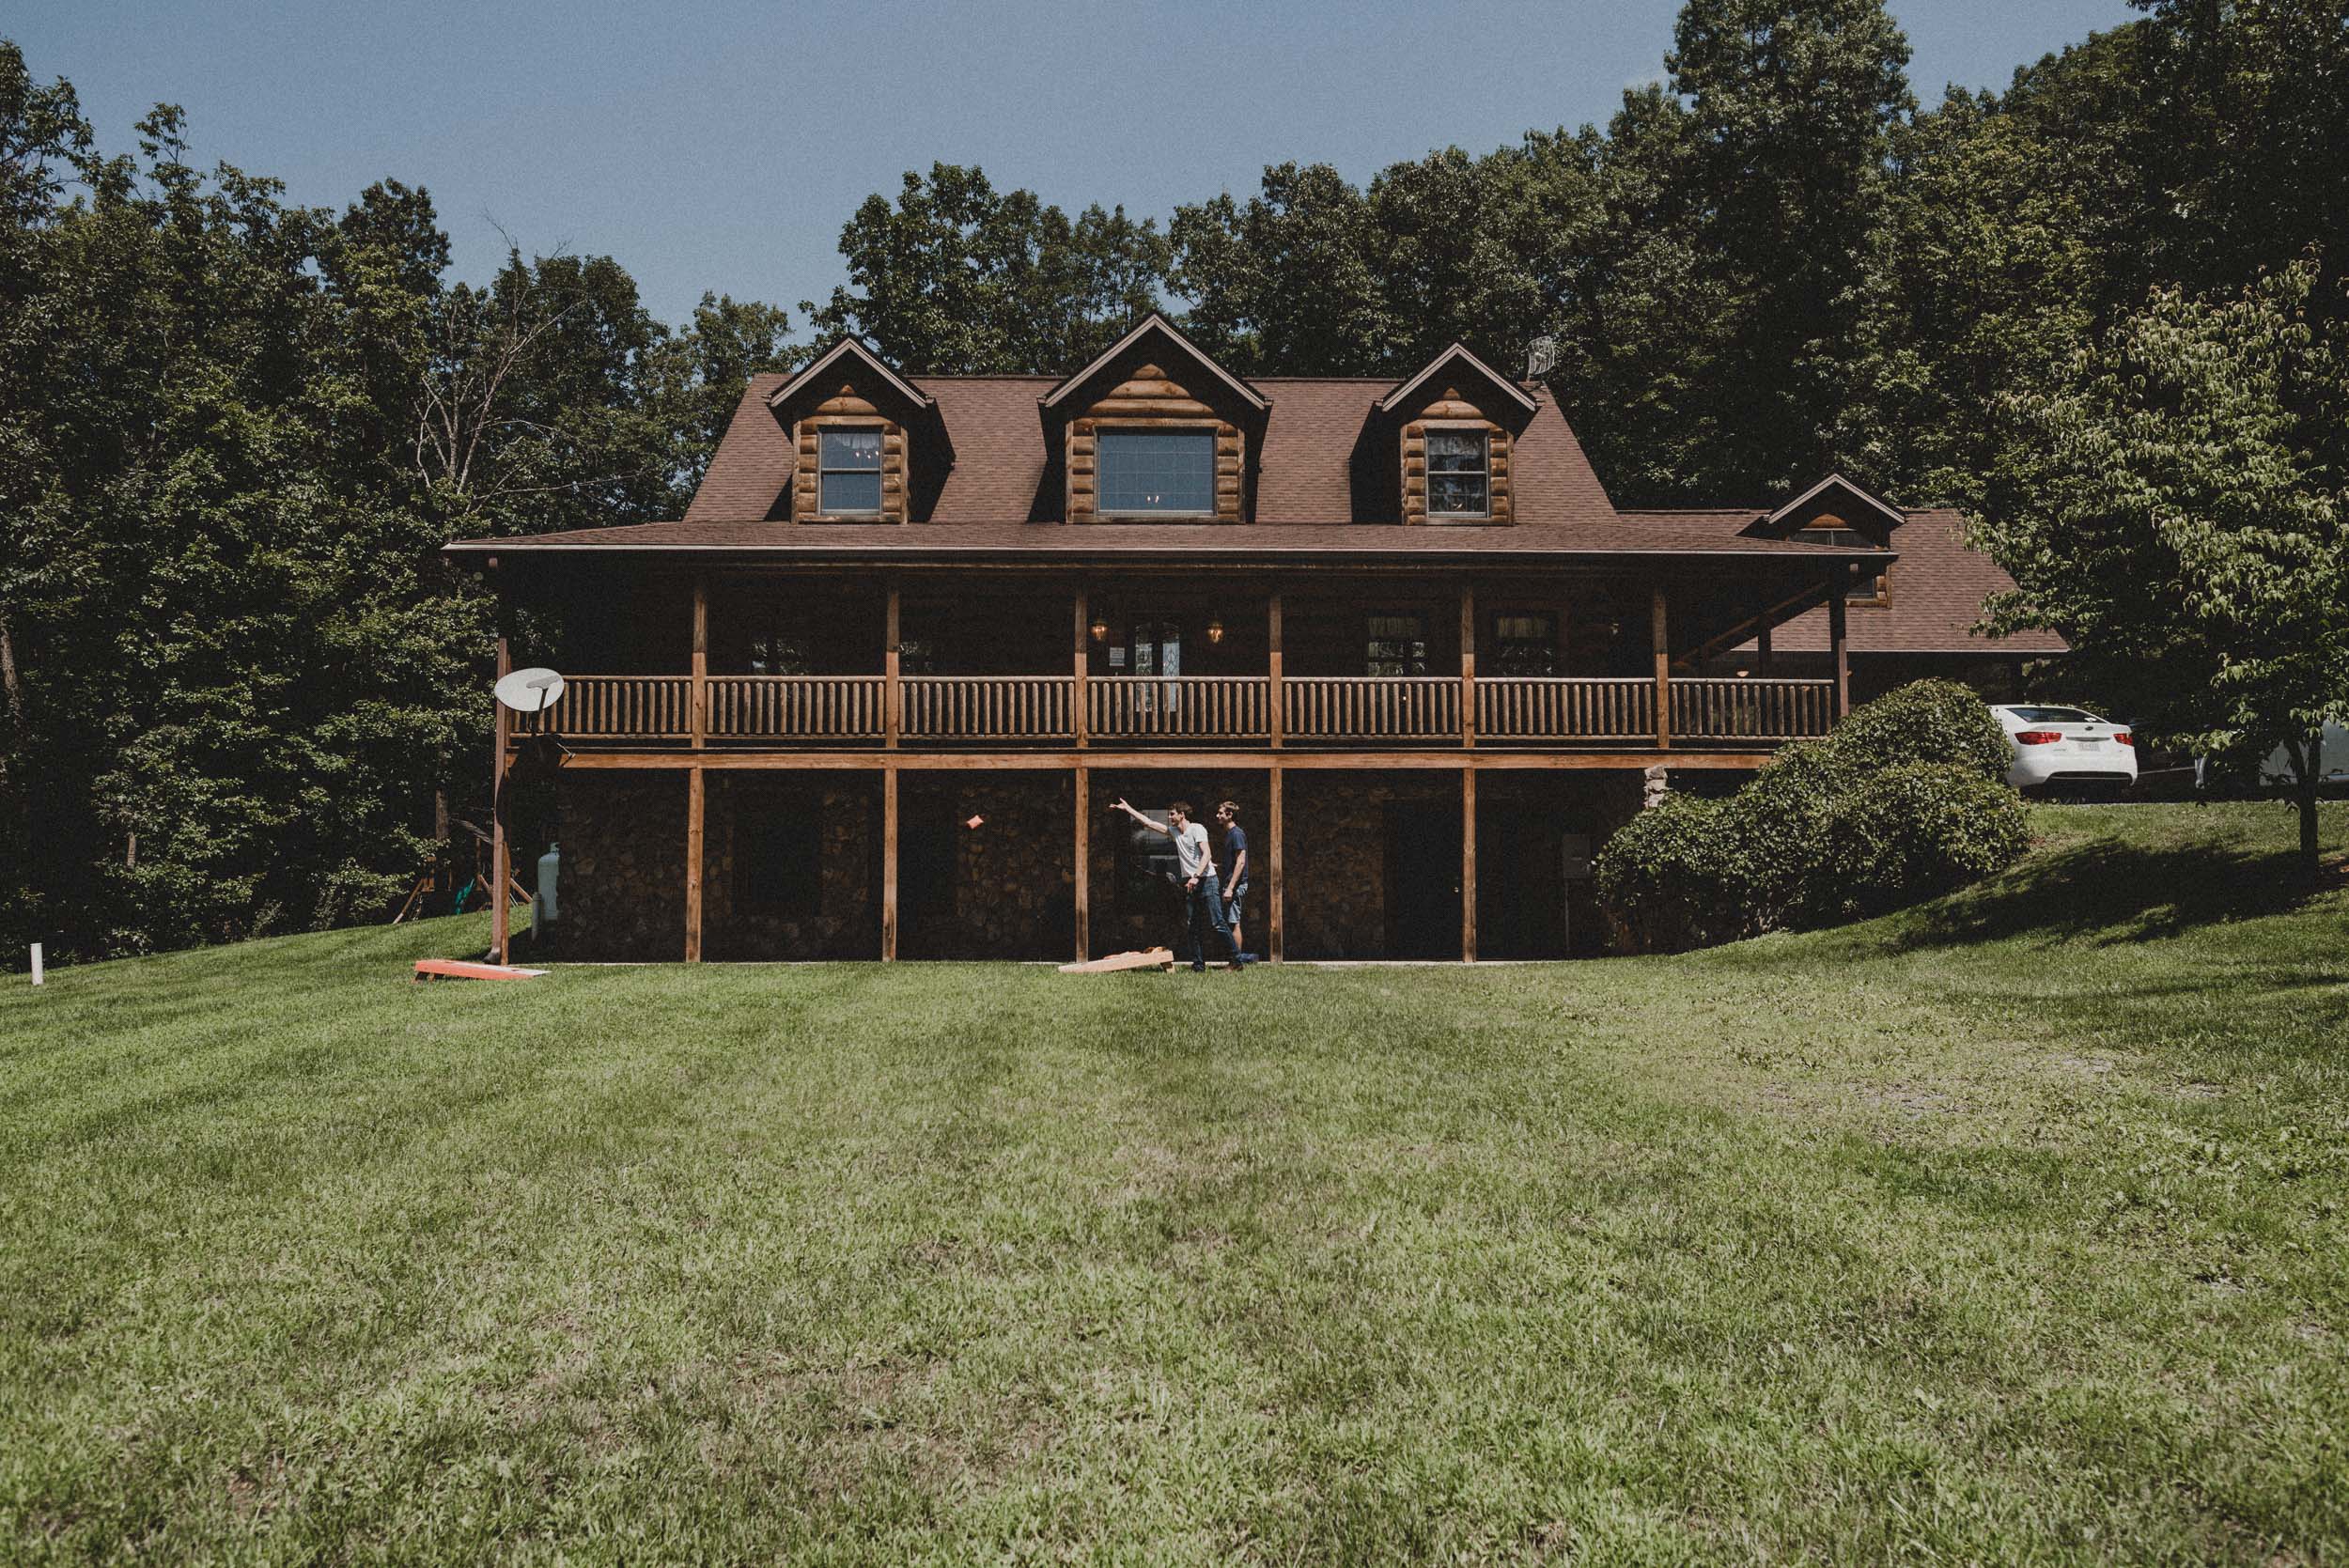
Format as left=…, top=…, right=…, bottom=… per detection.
left=1113, top=798, right=1172, bottom=837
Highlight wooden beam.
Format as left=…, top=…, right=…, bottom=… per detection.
left=1073, top=586, right=1090, bottom=750
left=1267, top=592, right=1284, bottom=750
left=880, top=765, right=899, bottom=960
left=1460, top=766, right=1477, bottom=963
left=883, top=584, right=901, bottom=751
left=490, top=622, right=512, bottom=964
left=1757, top=623, right=1774, bottom=675
left=1268, top=764, right=1284, bottom=963
left=691, top=574, right=708, bottom=751
left=684, top=766, right=705, bottom=962
left=1460, top=582, right=1477, bottom=750
left=1828, top=570, right=1850, bottom=719
left=545, top=748, right=1783, bottom=771
left=1073, top=765, right=1090, bottom=963
left=1652, top=584, right=1672, bottom=753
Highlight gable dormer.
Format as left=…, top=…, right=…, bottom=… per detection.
left=766, top=338, right=938, bottom=524
left=1749, top=474, right=1906, bottom=605
left=1043, top=314, right=1268, bottom=523
left=1378, top=344, right=1540, bottom=526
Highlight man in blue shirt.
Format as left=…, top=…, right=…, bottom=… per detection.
left=1213, top=800, right=1251, bottom=960
left=1112, top=797, right=1246, bottom=972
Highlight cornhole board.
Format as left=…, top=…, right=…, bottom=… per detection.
left=1056, top=947, right=1174, bottom=974
left=412, top=959, right=549, bottom=982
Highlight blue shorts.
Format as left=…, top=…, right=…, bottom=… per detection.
left=1222, top=877, right=1249, bottom=910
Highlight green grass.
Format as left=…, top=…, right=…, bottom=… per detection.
left=4, top=802, right=2345, bottom=1565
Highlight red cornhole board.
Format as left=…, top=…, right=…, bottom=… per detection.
left=412, top=959, right=549, bottom=982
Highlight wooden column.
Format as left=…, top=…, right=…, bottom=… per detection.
left=1757, top=622, right=1774, bottom=675
left=1651, top=583, right=1672, bottom=752
left=1460, top=766, right=1477, bottom=963
left=881, top=765, right=898, bottom=960
left=883, top=584, right=902, bottom=750
left=1268, top=764, right=1284, bottom=963
left=1268, top=592, right=1284, bottom=750
left=1073, top=766, right=1090, bottom=963
left=1460, top=582, right=1477, bottom=749
left=490, top=583, right=512, bottom=965
left=691, top=574, right=708, bottom=751
left=1073, top=586, right=1090, bottom=750
left=684, top=766, right=705, bottom=962
left=1828, top=569, right=1851, bottom=719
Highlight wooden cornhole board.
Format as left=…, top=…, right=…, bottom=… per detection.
left=413, top=959, right=549, bottom=982
left=1056, top=947, right=1174, bottom=974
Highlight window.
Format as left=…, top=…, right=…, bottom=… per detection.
left=1805, top=526, right=1889, bottom=602
left=1426, top=430, right=1490, bottom=518
left=737, top=813, right=821, bottom=921
left=1491, top=612, right=1557, bottom=676
left=1097, top=429, right=1216, bottom=514
left=817, top=428, right=883, bottom=516
left=1366, top=613, right=1429, bottom=676
left=747, top=629, right=808, bottom=676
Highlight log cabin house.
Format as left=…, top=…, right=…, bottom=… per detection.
left=444, top=316, right=2055, bottom=964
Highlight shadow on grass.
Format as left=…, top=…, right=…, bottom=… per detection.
left=1886, top=838, right=2326, bottom=951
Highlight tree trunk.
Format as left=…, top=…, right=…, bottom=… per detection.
left=2284, top=732, right=2324, bottom=885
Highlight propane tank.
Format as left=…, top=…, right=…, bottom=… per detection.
left=534, top=843, right=560, bottom=934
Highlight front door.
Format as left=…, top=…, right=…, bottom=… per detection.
left=1127, top=619, right=1182, bottom=714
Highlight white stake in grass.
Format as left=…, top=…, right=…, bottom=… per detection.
left=28, top=943, right=41, bottom=986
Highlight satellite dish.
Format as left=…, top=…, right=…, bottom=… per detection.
left=1524, top=335, right=1560, bottom=380
left=494, top=667, right=567, bottom=714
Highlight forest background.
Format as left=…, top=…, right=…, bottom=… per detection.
left=4, top=0, right=2343, bottom=962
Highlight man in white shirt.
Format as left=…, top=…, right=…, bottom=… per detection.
left=1113, top=797, right=1246, bottom=972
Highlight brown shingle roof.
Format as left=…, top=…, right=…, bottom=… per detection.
left=1617, top=507, right=2067, bottom=655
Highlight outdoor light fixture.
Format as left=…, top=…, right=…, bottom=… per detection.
left=1089, top=615, right=1108, bottom=642
left=1206, top=616, right=1225, bottom=644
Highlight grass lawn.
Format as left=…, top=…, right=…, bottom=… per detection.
left=4, top=802, right=2346, bottom=1564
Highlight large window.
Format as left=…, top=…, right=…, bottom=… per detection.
left=1491, top=612, right=1557, bottom=676
left=1097, top=429, right=1216, bottom=515
left=1426, top=430, right=1490, bottom=518
left=1366, top=613, right=1430, bottom=676
left=817, top=428, right=883, bottom=516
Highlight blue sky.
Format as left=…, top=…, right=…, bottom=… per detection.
left=11, top=0, right=2139, bottom=327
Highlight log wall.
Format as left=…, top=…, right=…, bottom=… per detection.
left=1067, top=363, right=1245, bottom=523
left=1398, top=384, right=1513, bottom=526
left=791, top=384, right=909, bottom=523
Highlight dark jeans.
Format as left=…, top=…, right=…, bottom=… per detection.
left=1182, top=872, right=1242, bottom=970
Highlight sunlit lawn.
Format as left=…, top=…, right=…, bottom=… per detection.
left=3, top=802, right=2344, bottom=1564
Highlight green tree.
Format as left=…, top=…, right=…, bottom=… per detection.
left=1978, top=257, right=2349, bottom=878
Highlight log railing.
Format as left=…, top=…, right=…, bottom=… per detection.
left=1283, top=676, right=1462, bottom=740
left=708, top=675, right=884, bottom=740
left=1476, top=677, right=1657, bottom=741
left=1669, top=678, right=1837, bottom=741
left=899, top=675, right=1074, bottom=740
left=515, top=675, right=691, bottom=739
left=1089, top=675, right=1270, bottom=740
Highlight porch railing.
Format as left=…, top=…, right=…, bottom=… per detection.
left=900, top=675, right=1074, bottom=740
left=1089, top=675, right=1270, bottom=740
left=516, top=675, right=691, bottom=739
left=1283, top=676, right=1462, bottom=740
left=1477, top=677, right=1656, bottom=741
left=1670, top=678, right=1837, bottom=741
left=708, top=675, right=883, bottom=740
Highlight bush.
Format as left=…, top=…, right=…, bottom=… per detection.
left=1590, top=796, right=1747, bottom=955
left=1595, top=681, right=2031, bottom=951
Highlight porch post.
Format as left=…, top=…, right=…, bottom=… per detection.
left=1460, top=766, right=1477, bottom=963
left=1828, top=568, right=1850, bottom=719
left=691, top=574, right=708, bottom=751
left=1460, top=582, right=1477, bottom=749
left=684, top=766, right=705, bottom=963
left=1268, top=591, right=1284, bottom=749
left=1651, top=584, right=1672, bottom=752
left=1073, top=585, right=1090, bottom=750
left=1073, top=765, right=1090, bottom=963
left=881, top=764, right=898, bottom=960
left=883, top=583, right=901, bottom=750
left=1757, top=622, right=1774, bottom=675
left=490, top=578, right=512, bottom=965
left=1268, top=764, right=1284, bottom=963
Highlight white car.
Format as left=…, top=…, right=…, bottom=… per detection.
left=2260, top=720, right=2349, bottom=790
left=1990, top=704, right=2139, bottom=794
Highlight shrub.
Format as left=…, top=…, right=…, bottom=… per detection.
left=1591, top=796, right=1747, bottom=955
left=1820, top=677, right=2014, bottom=781
left=1595, top=681, right=2030, bottom=951
left=1809, top=763, right=2033, bottom=924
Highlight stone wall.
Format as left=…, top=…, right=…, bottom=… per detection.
left=900, top=773, right=1073, bottom=960
left=705, top=776, right=881, bottom=961
left=548, top=772, right=688, bottom=961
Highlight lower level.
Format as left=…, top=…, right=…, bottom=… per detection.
left=503, top=759, right=1740, bottom=963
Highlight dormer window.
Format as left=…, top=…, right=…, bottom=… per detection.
left=818, top=428, right=884, bottom=516
left=1426, top=431, right=1490, bottom=519
left=1097, top=429, right=1217, bottom=516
